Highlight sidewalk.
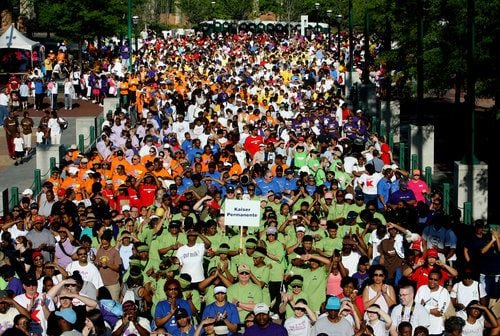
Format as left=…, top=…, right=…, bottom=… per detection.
left=0, top=99, right=102, bottom=215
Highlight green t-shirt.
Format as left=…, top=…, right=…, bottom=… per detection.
left=251, top=264, right=271, bottom=305
left=303, top=266, right=328, bottom=312
left=294, top=151, right=308, bottom=168
left=265, top=240, right=286, bottom=282
left=227, top=282, right=263, bottom=321
left=316, top=236, right=343, bottom=256
left=327, top=202, right=350, bottom=221
left=149, top=232, right=188, bottom=267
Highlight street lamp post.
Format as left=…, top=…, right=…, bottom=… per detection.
left=12, top=6, right=19, bottom=29
left=336, top=14, right=343, bottom=61
left=326, top=10, right=332, bottom=51
left=132, top=16, right=139, bottom=54
left=211, top=1, right=216, bottom=34
left=315, top=3, right=320, bottom=36
left=127, top=0, right=132, bottom=72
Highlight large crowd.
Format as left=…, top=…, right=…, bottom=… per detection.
left=0, top=29, right=499, bottom=336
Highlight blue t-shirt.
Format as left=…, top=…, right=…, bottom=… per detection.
left=154, top=299, right=192, bottom=333
left=201, top=302, right=240, bottom=335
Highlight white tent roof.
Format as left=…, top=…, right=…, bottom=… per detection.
left=0, top=24, right=40, bottom=50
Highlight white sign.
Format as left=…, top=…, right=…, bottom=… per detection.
left=224, top=200, right=261, bottom=227
left=301, top=15, right=309, bottom=36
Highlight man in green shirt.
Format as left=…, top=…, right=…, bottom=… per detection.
left=227, top=264, right=263, bottom=321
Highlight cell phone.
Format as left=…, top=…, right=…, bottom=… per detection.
left=292, top=215, right=298, bottom=220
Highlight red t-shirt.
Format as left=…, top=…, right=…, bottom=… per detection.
left=138, top=183, right=157, bottom=208
left=408, top=265, right=450, bottom=289
left=244, top=135, right=264, bottom=158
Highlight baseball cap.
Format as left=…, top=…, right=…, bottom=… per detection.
left=226, top=186, right=235, bottom=193
left=325, top=296, right=341, bottom=310
left=355, top=191, right=364, bottom=200
left=121, top=205, right=131, bottom=212
left=399, top=179, right=409, bottom=188
left=55, top=308, right=77, bottom=324
left=208, top=200, right=221, bottom=210
left=116, top=150, right=124, bottom=156
left=346, top=211, right=358, bottom=222
left=324, top=192, right=333, bottom=200
left=214, top=325, right=229, bottom=335
left=238, top=264, right=250, bottom=274
left=345, top=193, right=354, bottom=200
left=80, top=157, right=89, bottom=163
left=0, top=290, right=9, bottom=298
left=169, top=220, right=181, bottom=228
left=296, top=226, right=306, bottom=233
left=175, top=308, right=189, bottom=319
left=254, top=303, right=270, bottom=315
left=22, top=188, right=33, bottom=196
left=266, top=226, right=277, bottom=235
left=382, top=164, right=392, bottom=171
left=427, top=248, right=439, bottom=258
left=214, top=286, right=227, bottom=295
left=33, top=215, right=45, bottom=223
left=30, top=203, right=39, bottom=209
left=22, top=276, right=38, bottom=286
left=68, top=167, right=79, bottom=175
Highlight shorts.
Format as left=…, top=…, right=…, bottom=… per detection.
left=15, top=150, right=24, bottom=158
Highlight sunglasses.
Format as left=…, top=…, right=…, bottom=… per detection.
left=373, top=273, right=385, bottom=277
left=239, top=272, right=250, bottom=275
left=292, top=285, right=302, bottom=289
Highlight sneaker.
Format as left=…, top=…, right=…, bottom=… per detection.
left=14, top=162, right=18, bottom=166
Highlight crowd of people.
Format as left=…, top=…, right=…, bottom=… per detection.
left=0, top=29, right=499, bottom=336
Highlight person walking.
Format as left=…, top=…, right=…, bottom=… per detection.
left=0, top=88, right=9, bottom=128
left=4, top=111, right=19, bottom=159
left=34, top=77, right=45, bottom=111
left=47, top=110, right=63, bottom=145
left=63, top=77, right=74, bottom=110
left=20, top=111, right=34, bottom=155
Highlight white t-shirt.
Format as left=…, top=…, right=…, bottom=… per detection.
left=14, top=292, right=55, bottom=334
left=457, top=309, right=485, bottom=336
left=358, top=172, right=383, bottom=195
left=342, top=251, right=362, bottom=276
left=14, top=137, right=24, bottom=152
left=450, top=281, right=487, bottom=307
left=47, top=118, right=61, bottom=135
left=365, top=319, right=389, bottom=336
left=66, top=261, right=104, bottom=289
left=284, top=315, right=313, bottom=336
left=176, top=243, right=206, bottom=282
left=0, top=307, right=18, bottom=334
left=415, top=286, right=450, bottom=334
left=390, top=303, right=430, bottom=332
left=112, top=316, right=151, bottom=335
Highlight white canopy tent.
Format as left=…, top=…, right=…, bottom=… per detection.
left=0, top=24, right=40, bottom=68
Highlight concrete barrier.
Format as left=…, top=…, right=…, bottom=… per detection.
left=75, top=118, right=97, bottom=148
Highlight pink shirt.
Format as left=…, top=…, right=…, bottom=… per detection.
left=408, top=179, right=429, bottom=204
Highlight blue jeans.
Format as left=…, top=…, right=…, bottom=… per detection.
left=480, top=273, right=500, bottom=299
left=64, top=94, right=72, bottom=109
left=0, top=105, right=8, bottom=126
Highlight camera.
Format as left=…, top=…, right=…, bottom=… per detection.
left=240, top=175, right=250, bottom=185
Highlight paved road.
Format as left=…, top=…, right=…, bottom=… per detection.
left=0, top=98, right=102, bottom=215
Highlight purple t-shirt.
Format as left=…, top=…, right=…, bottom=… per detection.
left=244, top=322, right=288, bottom=336
left=6, top=277, right=24, bottom=295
